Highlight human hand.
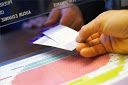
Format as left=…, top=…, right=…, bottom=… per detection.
left=22, top=4, right=84, bottom=31
left=76, top=10, right=128, bottom=57
left=45, top=4, right=84, bottom=31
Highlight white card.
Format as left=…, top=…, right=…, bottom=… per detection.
left=33, top=36, right=76, bottom=51
left=33, top=36, right=61, bottom=48
left=43, top=25, right=78, bottom=45
left=33, top=25, right=78, bottom=51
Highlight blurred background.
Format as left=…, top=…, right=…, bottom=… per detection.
left=0, top=0, right=105, bottom=34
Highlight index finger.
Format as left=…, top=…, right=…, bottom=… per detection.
left=44, top=8, right=61, bottom=26
left=76, top=18, right=100, bottom=43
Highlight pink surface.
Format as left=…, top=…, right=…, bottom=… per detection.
left=12, top=54, right=109, bottom=85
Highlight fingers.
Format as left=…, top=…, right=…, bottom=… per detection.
left=76, top=19, right=100, bottom=43
left=44, top=8, right=61, bottom=26
left=60, top=8, right=75, bottom=27
left=80, top=44, right=107, bottom=58
left=70, top=18, right=84, bottom=31
left=87, top=33, right=100, bottom=41
left=60, top=5, right=84, bottom=30
left=76, top=35, right=107, bottom=58
left=60, top=13, right=84, bottom=31
left=76, top=43, right=89, bottom=52
left=88, top=38, right=101, bottom=46
left=60, top=14, right=74, bottom=27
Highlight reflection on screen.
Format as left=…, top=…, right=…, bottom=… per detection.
left=0, top=0, right=85, bottom=28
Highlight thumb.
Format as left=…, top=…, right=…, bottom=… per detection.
left=44, top=8, right=61, bottom=26
left=76, top=18, right=101, bottom=43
